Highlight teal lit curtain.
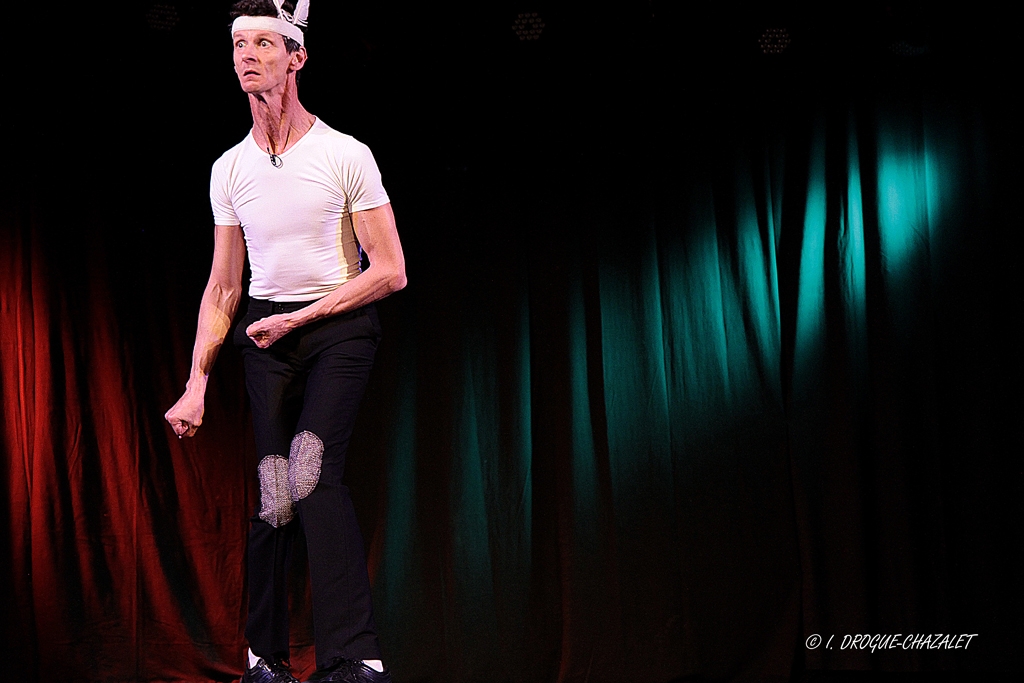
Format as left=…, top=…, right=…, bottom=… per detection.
left=355, top=88, right=1018, bottom=681
left=778, top=94, right=1018, bottom=674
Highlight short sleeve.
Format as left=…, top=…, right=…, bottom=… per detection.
left=340, top=141, right=390, bottom=213
left=210, top=157, right=239, bottom=226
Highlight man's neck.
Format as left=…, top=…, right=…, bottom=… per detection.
left=248, top=79, right=315, bottom=155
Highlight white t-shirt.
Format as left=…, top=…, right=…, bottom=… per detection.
left=210, top=118, right=390, bottom=302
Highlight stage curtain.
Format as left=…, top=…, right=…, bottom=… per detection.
left=2, top=30, right=1019, bottom=683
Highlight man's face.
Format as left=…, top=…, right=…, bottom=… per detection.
left=232, top=29, right=304, bottom=94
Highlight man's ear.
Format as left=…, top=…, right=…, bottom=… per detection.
left=289, top=46, right=308, bottom=72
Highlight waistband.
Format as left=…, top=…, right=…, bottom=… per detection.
left=247, top=297, right=370, bottom=320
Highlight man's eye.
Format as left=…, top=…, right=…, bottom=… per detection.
left=259, top=40, right=270, bottom=47
left=236, top=41, right=245, bottom=48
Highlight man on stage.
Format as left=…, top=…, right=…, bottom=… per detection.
left=165, top=2, right=405, bottom=681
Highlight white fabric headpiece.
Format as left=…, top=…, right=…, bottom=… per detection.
left=231, top=0, right=310, bottom=47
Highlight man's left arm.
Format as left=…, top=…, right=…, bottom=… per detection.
left=245, top=203, right=406, bottom=348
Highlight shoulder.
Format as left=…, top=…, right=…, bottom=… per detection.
left=309, top=119, right=375, bottom=158
left=212, top=133, right=254, bottom=175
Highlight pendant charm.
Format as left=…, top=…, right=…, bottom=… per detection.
left=269, top=153, right=283, bottom=168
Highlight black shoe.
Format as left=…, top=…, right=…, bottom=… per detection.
left=242, top=656, right=300, bottom=683
left=306, top=658, right=392, bottom=683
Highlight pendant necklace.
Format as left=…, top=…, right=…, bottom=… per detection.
left=266, top=126, right=291, bottom=168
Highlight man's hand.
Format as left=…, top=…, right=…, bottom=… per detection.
left=246, top=313, right=294, bottom=349
left=165, top=390, right=206, bottom=438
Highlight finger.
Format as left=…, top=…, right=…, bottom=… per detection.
left=246, top=317, right=269, bottom=335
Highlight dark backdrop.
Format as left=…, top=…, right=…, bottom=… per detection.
left=2, top=2, right=1021, bottom=682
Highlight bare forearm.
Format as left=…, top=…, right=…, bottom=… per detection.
left=187, top=281, right=242, bottom=388
left=289, top=264, right=406, bottom=328
left=166, top=224, right=245, bottom=436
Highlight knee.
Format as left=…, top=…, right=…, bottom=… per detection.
left=257, top=455, right=295, bottom=527
left=288, top=430, right=324, bottom=502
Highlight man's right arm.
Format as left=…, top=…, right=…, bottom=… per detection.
left=164, top=224, right=246, bottom=438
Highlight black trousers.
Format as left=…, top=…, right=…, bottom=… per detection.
left=234, top=298, right=382, bottom=668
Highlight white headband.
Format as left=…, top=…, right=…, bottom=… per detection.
left=231, top=0, right=310, bottom=46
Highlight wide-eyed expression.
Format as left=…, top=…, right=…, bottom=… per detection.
left=232, top=30, right=305, bottom=94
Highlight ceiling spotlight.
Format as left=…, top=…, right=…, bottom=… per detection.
left=146, top=3, right=180, bottom=32
left=512, top=12, right=546, bottom=41
left=758, top=27, right=791, bottom=55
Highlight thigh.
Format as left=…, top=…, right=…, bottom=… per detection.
left=289, top=318, right=378, bottom=493
left=241, top=345, right=307, bottom=459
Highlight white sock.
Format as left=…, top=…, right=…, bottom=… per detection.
left=361, top=659, right=384, bottom=672
left=247, top=648, right=261, bottom=669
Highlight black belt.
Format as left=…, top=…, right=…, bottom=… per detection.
left=248, top=297, right=368, bottom=319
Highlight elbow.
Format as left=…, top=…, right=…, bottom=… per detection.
left=390, top=267, right=408, bottom=293
left=365, top=259, right=406, bottom=294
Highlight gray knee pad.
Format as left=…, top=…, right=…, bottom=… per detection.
left=288, top=430, right=324, bottom=502
left=257, top=455, right=295, bottom=527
